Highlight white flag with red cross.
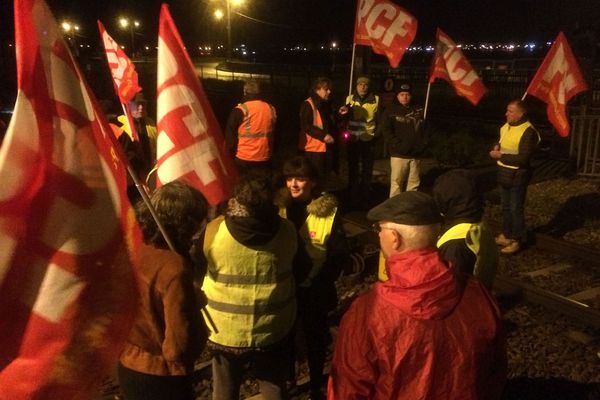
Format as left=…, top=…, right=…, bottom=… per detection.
left=156, top=4, right=237, bottom=205
left=0, top=0, right=140, bottom=398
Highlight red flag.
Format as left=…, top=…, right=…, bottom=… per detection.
left=98, top=20, right=141, bottom=141
left=354, top=0, right=417, bottom=68
left=156, top=4, right=237, bottom=205
left=429, top=28, right=487, bottom=106
left=0, top=0, right=139, bottom=398
left=526, top=32, right=588, bottom=137
left=98, top=21, right=141, bottom=105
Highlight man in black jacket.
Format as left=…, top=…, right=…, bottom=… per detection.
left=378, top=83, right=425, bottom=197
left=489, top=99, right=539, bottom=254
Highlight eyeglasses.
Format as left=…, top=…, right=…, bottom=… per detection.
left=372, top=223, right=395, bottom=233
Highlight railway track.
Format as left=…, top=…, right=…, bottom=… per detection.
left=341, top=212, right=600, bottom=329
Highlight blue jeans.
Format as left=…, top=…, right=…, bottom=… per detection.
left=500, top=184, right=527, bottom=243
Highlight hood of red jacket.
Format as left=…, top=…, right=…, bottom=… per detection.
left=375, top=249, right=461, bottom=320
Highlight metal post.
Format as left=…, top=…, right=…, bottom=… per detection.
left=226, top=0, right=232, bottom=60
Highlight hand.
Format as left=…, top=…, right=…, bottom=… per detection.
left=489, top=149, right=502, bottom=160
left=338, top=105, right=349, bottom=115
left=323, top=134, right=335, bottom=144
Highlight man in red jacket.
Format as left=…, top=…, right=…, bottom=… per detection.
left=328, top=191, right=506, bottom=400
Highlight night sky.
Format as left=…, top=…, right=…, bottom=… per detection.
left=1, top=0, right=599, bottom=49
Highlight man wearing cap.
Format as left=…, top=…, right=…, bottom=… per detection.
left=225, top=79, right=277, bottom=173
left=328, top=192, right=506, bottom=400
left=339, top=76, right=380, bottom=209
left=378, top=82, right=426, bottom=197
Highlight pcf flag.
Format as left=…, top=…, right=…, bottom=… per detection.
left=98, top=21, right=141, bottom=105
left=526, top=32, right=588, bottom=136
left=354, top=0, right=417, bottom=68
left=0, top=0, right=139, bottom=398
left=156, top=4, right=236, bottom=205
left=429, top=28, right=487, bottom=106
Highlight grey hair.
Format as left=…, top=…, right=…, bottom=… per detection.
left=387, top=222, right=440, bottom=250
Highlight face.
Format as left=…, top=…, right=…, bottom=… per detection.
left=315, top=85, right=331, bottom=100
left=505, top=103, right=524, bottom=124
left=286, top=176, right=315, bottom=201
left=130, top=103, right=145, bottom=119
left=375, top=222, right=398, bottom=259
left=356, top=82, right=369, bottom=96
left=397, top=91, right=411, bottom=106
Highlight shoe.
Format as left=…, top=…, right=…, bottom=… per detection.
left=495, top=233, right=513, bottom=246
left=500, top=241, right=520, bottom=254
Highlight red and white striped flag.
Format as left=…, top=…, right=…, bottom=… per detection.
left=526, top=32, right=588, bottom=137
left=354, top=0, right=417, bottom=68
left=0, top=0, right=140, bottom=398
left=429, top=28, right=487, bottom=106
left=156, top=4, right=237, bottom=205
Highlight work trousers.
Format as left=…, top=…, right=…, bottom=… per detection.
left=117, top=363, right=195, bottom=400
left=500, top=183, right=528, bottom=244
left=389, top=157, right=420, bottom=197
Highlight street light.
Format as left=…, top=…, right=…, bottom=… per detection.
left=119, top=17, right=140, bottom=58
left=61, top=20, right=80, bottom=54
left=213, top=0, right=244, bottom=60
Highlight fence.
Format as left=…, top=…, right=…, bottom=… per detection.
left=570, top=114, right=600, bottom=177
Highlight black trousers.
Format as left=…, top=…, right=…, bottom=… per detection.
left=117, top=363, right=195, bottom=400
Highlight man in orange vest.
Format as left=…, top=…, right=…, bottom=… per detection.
left=225, top=79, right=277, bottom=173
left=299, top=77, right=337, bottom=178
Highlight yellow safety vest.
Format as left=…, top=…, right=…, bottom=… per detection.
left=236, top=100, right=276, bottom=161
left=345, top=94, right=379, bottom=141
left=497, top=121, right=538, bottom=169
left=436, top=222, right=498, bottom=289
left=279, top=203, right=336, bottom=280
left=299, top=97, right=326, bottom=153
left=202, top=217, right=297, bottom=347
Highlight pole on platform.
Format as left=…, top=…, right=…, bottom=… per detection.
left=423, top=82, right=432, bottom=120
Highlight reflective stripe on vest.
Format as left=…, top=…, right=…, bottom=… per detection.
left=436, top=222, right=498, bottom=288
left=202, top=218, right=297, bottom=347
left=497, top=121, right=538, bottom=170
left=345, top=94, right=379, bottom=140
left=236, top=100, right=275, bottom=161
left=300, top=97, right=326, bottom=153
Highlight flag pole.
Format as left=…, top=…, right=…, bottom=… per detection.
left=521, top=92, right=528, bottom=101
left=348, top=43, right=357, bottom=97
left=423, top=82, right=432, bottom=120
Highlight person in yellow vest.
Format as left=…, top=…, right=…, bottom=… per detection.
left=489, top=99, right=540, bottom=254
left=201, top=173, right=300, bottom=400
left=117, top=92, right=158, bottom=202
left=275, top=156, right=349, bottom=400
left=224, top=79, right=277, bottom=173
left=299, top=77, right=337, bottom=178
left=339, top=76, right=380, bottom=209
left=432, top=169, right=498, bottom=289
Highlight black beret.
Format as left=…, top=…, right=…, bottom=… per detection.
left=367, top=191, right=442, bottom=225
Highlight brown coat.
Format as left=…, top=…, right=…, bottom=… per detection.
left=120, top=243, right=207, bottom=376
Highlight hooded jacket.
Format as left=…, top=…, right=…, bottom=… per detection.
left=377, top=99, right=426, bottom=158
left=328, top=249, right=506, bottom=400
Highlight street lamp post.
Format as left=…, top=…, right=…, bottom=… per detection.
left=119, top=17, right=140, bottom=58
left=213, top=0, right=244, bottom=60
left=61, top=20, right=80, bottom=55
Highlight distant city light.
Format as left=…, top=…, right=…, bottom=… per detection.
left=214, top=9, right=224, bottom=20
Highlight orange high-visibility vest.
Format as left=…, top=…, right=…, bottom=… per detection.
left=236, top=100, right=276, bottom=161
left=299, top=97, right=326, bottom=153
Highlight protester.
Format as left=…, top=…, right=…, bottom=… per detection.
left=489, top=99, right=540, bottom=254
left=328, top=191, right=506, bottom=399
left=299, top=77, right=338, bottom=178
left=378, top=82, right=426, bottom=197
left=433, top=169, right=498, bottom=288
left=117, top=92, right=158, bottom=193
left=339, top=76, right=380, bottom=209
left=202, top=173, right=299, bottom=400
left=224, top=79, right=277, bottom=173
left=118, top=181, right=209, bottom=400
left=276, top=155, right=349, bottom=399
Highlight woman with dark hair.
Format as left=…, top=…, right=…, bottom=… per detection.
left=118, top=181, right=209, bottom=400
left=276, top=155, right=349, bottom=399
